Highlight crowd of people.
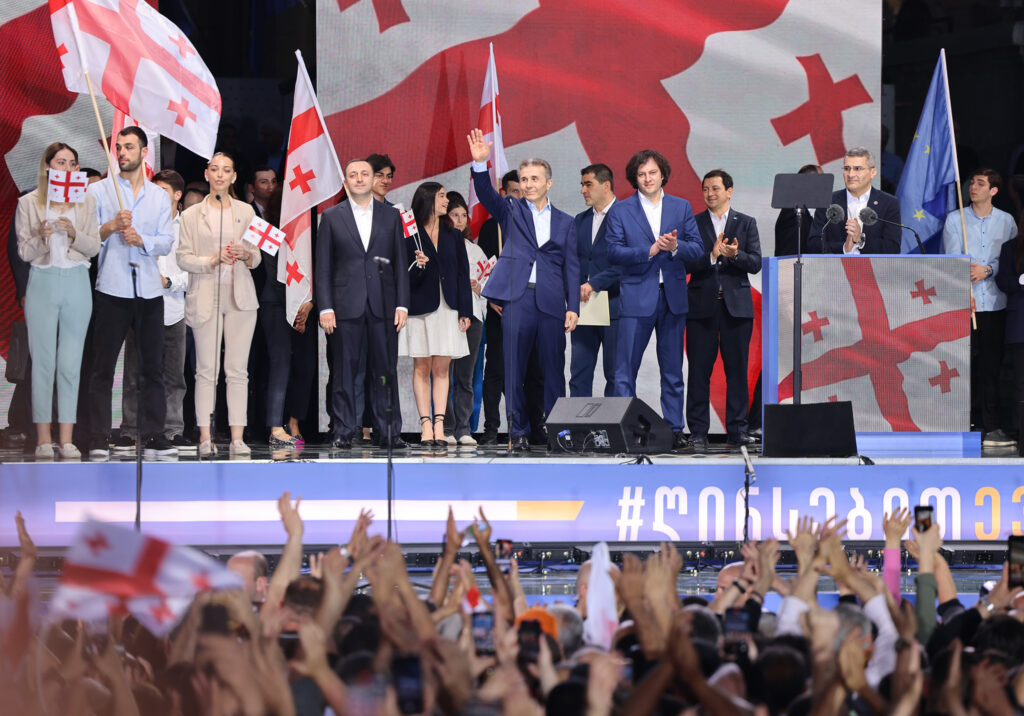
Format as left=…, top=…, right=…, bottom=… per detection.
left=7, top=125, right=1021, bottom=459
left=1, top=500, right=1022, bottom=715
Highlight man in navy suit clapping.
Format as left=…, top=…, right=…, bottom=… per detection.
left=467, top=129, right=580, bottom=452
left=605, top=150, right=703, bottom=448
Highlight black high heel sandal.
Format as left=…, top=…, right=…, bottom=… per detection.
left=433, top=414, right=450, bottom=448
left=419, top=416, right=434, bottom=446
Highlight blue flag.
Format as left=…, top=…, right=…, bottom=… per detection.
left=895, top=50, right=958, bottom=254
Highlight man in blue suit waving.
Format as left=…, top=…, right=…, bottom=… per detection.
left=570, top=163, right=620, bottom=397
left=606, top=149, right=703, bottom=447
left=467, top=129, right=580, bottom=452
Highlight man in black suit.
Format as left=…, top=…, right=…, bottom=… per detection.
left=316, top=158, right=410, bottom=449
left=247, top=166, right=277, bottom=219
left=685, top=170, right=761, bottom=451
left=774, top=163, right=822, bottom=256
left=808, top=147, right=901, bottom=254
left=570, top=163, right=620, bottom=397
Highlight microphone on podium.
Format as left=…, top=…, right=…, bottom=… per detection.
left=825, top=203, right=845, bottom=225
left=859, top=207, right=925, bottom=254
left=372, top=256, right=391, bottom=266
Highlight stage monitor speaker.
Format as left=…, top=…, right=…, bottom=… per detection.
left=762, top=402, right=857, bottom=457
left=545, top=397, right=674, bottom=454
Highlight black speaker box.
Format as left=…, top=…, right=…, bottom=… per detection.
left=545, top=397, right=674, bottom=454
left=762, top=402, right=857, bottom=457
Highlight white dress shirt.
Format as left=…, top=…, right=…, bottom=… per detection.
left=591, top=197, right=615, bottom=244
left=351, top=197, right=374, bottom=250
left=528, top=201, right=552, bottom=284
left=158, top=216, right=188, bottom=326
left=844, top=190, right=870, bottom=255
left=709, top=208, right=729, bottom=265
left=640, top=190, right=665, bottom=284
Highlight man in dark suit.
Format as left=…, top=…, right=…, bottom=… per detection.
left=605, top=149, right=703, bottom=447
left=808, top=147, right=901, bottom=254
left=774, top=163, right=822, bottom=256
left=316, top=158, right=410, bottom=450
left=247, top=166, right=277, bottom=219
left=570, top=163, right=620, bottom=397
left=685, top=170, right=761, bottom=451
left=467, top=129, right=580, bottom=452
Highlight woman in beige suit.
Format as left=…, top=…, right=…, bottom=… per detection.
left=177, top=153, right=260, bottom=456
left=15, top=142, right=100, bottom=459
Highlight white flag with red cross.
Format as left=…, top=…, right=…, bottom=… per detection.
left=47, top=169, right=88, bottom=203
left=466, top=42, right=508, bottom=238
left=278, top=49, right=344, bottom=325
left=49, top=0, right=221, bottom=159
left=50, top=519, right=242, bottom=635
left=243, top=216, right=285, bottom=257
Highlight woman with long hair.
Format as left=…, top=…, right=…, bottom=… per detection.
left=401, top=182, right=472, bottom=447
left=177, top=152, right=261, bottom=456
left=15, top=142, right=100, bottom=459
left=443, top=191, right=488, bottom=446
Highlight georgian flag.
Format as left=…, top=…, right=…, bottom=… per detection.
left=46, top=168, right=88, bottom=203
left=466, top=43, right=508, bottom=237
left=51, top=519, right=242, bottom=635
left=49, top=0, right=221, bottom=158
left=278, top=49, right=344, bottom=325
left=243, top=215, right=285, bottom=257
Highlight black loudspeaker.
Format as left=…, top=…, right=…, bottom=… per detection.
left=545, top=397, right=674, bottom=454
left=762, top=402, right=857, bottom=457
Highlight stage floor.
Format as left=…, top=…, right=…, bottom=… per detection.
left=1, top=433, right=1022, bottom=550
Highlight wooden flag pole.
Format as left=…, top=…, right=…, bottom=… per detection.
left=83, top=71, right=125, bottom=211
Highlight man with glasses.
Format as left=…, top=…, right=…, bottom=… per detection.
left=809, top=146, right=901, bottom=254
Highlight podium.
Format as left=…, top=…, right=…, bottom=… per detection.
left=762, top=255, right=971, bottom=433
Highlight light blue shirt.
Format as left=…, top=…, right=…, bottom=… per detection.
left=90, top=175, right=174, bottom=300
left=942, top=205, right=1017, bottom=312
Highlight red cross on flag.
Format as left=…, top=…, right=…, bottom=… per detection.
left=400, top=208, right=418, bottom=238
left=466, top=42, right=509, bottom=238
left=47, top=169, right=88, bottom=203
left=278, top=50, right=344, bottom=325
left=49, top=0, right=221, bottom=158
left=243, top=216, right=285, bottom=257
left=50, top=519, right=242, bottom=635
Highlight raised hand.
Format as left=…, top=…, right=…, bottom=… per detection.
left=883, top=508, right=912, bottom=549
left=466, top=129, right=492, bottom=164
left=786, top=515, right=818, bottom=572
left=277, top=491, right=303, bottom=538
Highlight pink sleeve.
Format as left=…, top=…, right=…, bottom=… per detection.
left=883, top=547, right=901, bottom=604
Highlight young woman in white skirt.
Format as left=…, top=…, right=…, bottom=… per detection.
left=400, top=182, right=473, bottom=447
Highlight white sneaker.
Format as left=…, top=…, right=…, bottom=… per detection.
left=59, top=443, right=81, bottom=460
left=199, top=440, right=217, bottom=457
left=458, top=435, right=478, bottom=446
left=229, top=440, right=251, bottom=457
left=445, top=434, right=457, bottom=446
left=34, top=443, right=54, bottom=460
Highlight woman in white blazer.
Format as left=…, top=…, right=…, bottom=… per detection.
left=177, top=153, right=260, bottom=456
left=15, top=142, right=100, bottom=459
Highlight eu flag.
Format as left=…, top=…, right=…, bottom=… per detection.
left=895, top=50, right=958, bottom=254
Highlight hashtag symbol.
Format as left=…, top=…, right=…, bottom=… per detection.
left=616, top=486, right=645, bottom=541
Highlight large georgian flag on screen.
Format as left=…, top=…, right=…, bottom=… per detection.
left=466, top=43, right=509, bottom=238
left=49, top=0, right=221, bottom=158
left=316, top=0, right=881, bottom=434
left=51, top=519, right=242, bottom=635
left=279, top=50, right=344, bottom=325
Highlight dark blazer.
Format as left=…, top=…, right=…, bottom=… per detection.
left=474, top=169, right=580, bottom=318
left=995, top=239, right=1024, bottom=344
left=685, top=209, right=761, bottom=320
left=574, top=205, right=621, bottom=319
left=774, top=207, right=813, bottom=256
left=314, top=199, right=410, bottom=321
left=406, top=224, right=472, bottom=318
left=808, top=188, right=901, bottom=254
left=605, top=191, right=703, bottom=317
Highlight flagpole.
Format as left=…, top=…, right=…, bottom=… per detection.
left=940, top=49, right=975, bottom=329
left=489, top=43, right=499, bottom=189
left=66, top=3, right=125, bottom=210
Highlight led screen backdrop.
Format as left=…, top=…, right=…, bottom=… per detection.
left=316, top=0, right=882, bottom=431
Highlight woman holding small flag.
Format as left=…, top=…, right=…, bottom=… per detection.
left=400, top=182, right=472, bottom=447
left=15, top=142, right=99, bottom=459
left=177, top=152, right=261, bottom=457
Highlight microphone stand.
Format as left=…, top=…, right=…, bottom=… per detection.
left=739, top=445, right=756, bottom=543
left=207, top=194, right=224, bottom=460
left=504, top=196, right=517, bottom=454
left=793, top=206, right=804, bottom=405
left=859, top=209, right=926, bottom=254
left=130, top=260, right=144, bottom=531
left=374, top=257, right=396, bottom=541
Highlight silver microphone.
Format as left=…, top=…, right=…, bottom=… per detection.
left=372, top=256, right=391, bottom=266
left=739, top=445, right=756, bottom=482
